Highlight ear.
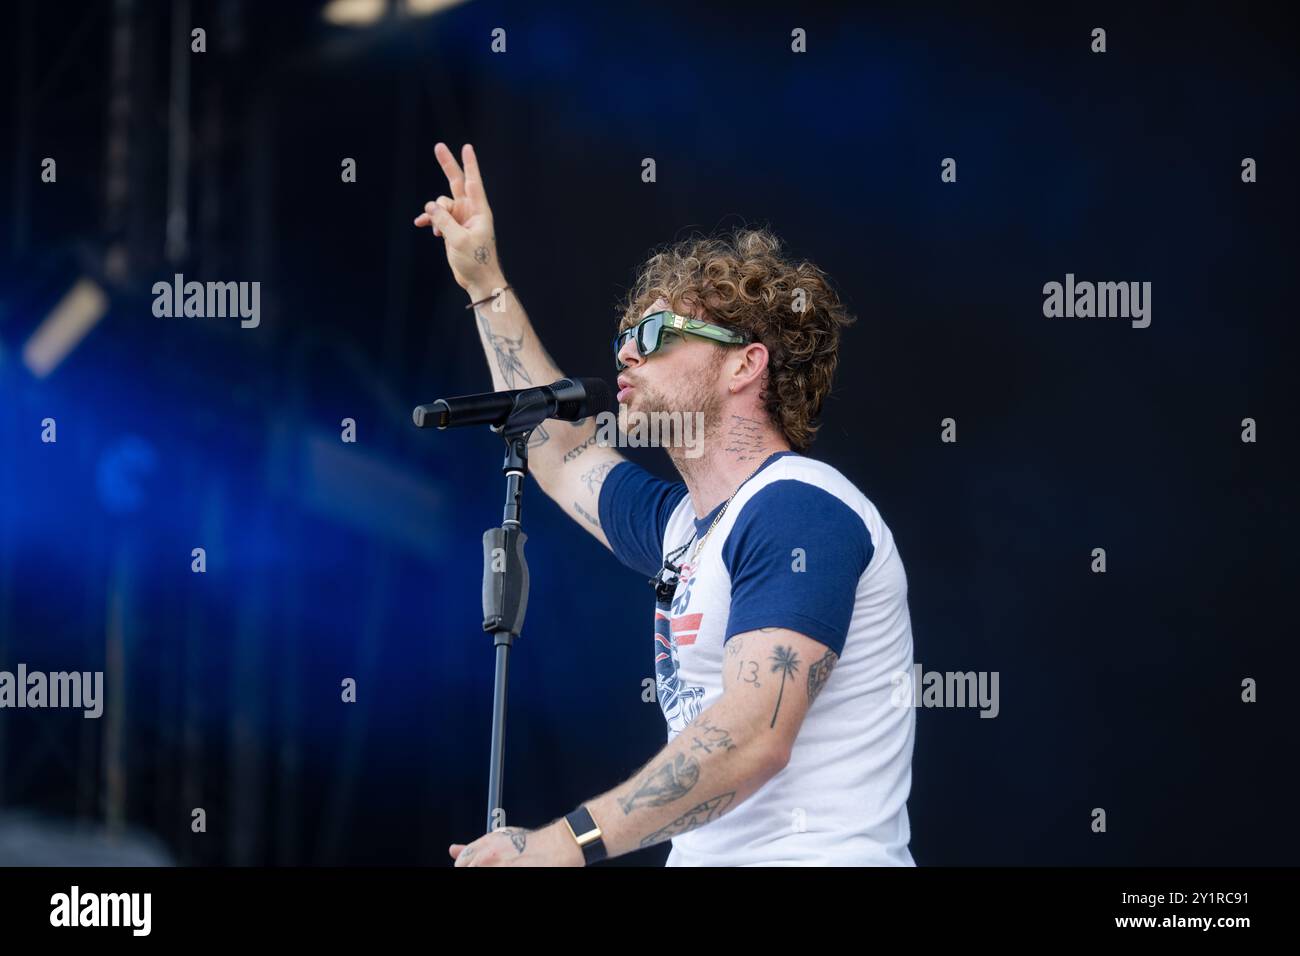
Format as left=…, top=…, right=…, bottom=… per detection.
left=727, top=342, right=770, bottom=393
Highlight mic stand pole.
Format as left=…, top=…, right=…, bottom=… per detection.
left=478, top=400, right=548, bottom=835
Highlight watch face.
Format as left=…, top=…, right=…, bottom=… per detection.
left=568, top=811, right=597, bottom=841
left=566, top=809, right=605, bottom=863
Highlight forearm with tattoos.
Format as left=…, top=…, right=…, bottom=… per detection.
left=541, top=628, right=837, bottom=861
left=567, top=691, right=788, bottom=857
left=469, top=268, right=563, bottom=450
left=467, top=267, right=603, bottom=464
left=464, top=268, right=626, bottom=547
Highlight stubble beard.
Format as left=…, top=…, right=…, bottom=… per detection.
left=633, top=360, right=725, bottom=479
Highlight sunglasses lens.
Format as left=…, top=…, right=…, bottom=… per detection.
left=638, top=313, right=665, bottom=355
left=613, top=328, right=633, bottom=368
left=614, top=313, right=676, bottom=369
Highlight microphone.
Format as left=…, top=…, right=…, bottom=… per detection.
left=412, top=377, right=613, bottom=430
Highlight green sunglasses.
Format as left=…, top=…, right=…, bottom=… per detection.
left=612, top=310, right=750, bottom=371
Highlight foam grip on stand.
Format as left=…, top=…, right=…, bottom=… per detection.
left=481, top=526, right=530, bottom=637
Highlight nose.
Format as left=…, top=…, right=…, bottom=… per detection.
left=616, top=333, right=643, bottom=369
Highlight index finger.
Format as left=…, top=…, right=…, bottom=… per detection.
left=462, top=143, right=488, bottom=207
left=434, top=142, right=466, bottom=203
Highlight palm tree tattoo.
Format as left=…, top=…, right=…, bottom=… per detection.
left=768, top=645, right=801, bottom=728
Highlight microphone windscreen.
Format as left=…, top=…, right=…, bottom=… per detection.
left=575, top=377, right=613, bottom=417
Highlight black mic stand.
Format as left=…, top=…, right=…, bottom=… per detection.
left=477, top=390, right=553, bottom=835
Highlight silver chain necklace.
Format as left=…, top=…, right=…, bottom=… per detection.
left=651, top=454, right=780, bottom=607
left=687, top=458, right=770, bottom=564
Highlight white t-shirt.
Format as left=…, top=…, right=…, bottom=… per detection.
left=598, top=450, right=916, bottom=866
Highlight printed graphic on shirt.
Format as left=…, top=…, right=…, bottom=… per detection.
left=654, top=562, right=706, bottom=732
left=670, top=560, right=696, bottom=615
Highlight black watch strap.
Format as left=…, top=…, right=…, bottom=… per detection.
left=563, top=805, right=607, bottom=865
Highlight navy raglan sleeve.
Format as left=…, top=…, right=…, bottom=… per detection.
left=597, top=461, right=689, bottom=578
left=721, top=480, right=875, bottom=656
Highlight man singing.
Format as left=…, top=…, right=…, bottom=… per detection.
left=416, top=142, right=916, bottom=867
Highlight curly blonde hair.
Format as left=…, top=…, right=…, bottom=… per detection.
left=617, top=227, right=856, bottom=452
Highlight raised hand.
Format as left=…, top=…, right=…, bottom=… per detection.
left=414, top=142, right=502, bottom=293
